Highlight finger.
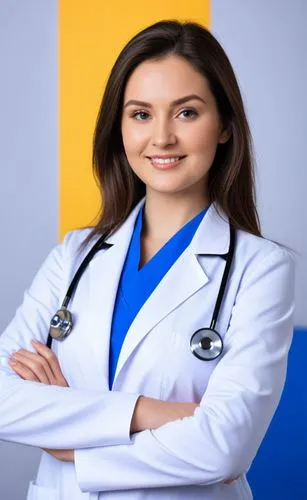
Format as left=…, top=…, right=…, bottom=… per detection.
left=8, top=359, right=40, bottom=382
left=11, top=350, right=54, bottom=384
left=10, top=352, right=51, bottom=384
left=31, top=340, right=66, bottom=383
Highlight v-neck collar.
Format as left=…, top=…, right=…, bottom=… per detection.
left=133, top=203, right=209, bottom=274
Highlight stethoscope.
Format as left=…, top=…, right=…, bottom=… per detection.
left=47, top=225, right=236, bottom=362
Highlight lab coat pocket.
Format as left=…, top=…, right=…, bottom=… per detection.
left=26, top=480, right=58, bottom=500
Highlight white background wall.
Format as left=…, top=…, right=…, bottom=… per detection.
left=0, top=1, right=306, bottom=498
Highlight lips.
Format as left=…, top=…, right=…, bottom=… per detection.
left=147, top=155, right=186, bottom=160
left=147, top=156, right=186, bottom=169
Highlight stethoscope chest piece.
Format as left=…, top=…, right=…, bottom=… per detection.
left=49, top=308, right=73, bottom=341
left=190, top=328, right=223, bottom=361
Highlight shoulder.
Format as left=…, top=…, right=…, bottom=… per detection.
left=60, top=227, right=100, bottom=265
left=41, top=227, right=104, bottom=285
left=30, top=228, right=96, bottom=284
left=234, top=228, right=295, bottom=289
left=236, top=228, right=294, bottom=262
left=61, top=227, right=94, bottom=253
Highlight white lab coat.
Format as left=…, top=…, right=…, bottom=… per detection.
left=0, top=197, right=295, bottom=500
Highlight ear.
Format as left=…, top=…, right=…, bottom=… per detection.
left=218, top=128, right=231, bottom=144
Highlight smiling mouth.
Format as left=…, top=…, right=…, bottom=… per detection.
left=147, top=156, right=186, bottom=168
left=147, top=155, right=186, bottom=161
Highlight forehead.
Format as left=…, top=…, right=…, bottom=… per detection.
left=123, top=55, right=211, bottom=101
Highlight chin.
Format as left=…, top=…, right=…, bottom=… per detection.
left=146, top=182, right=193, bottom=195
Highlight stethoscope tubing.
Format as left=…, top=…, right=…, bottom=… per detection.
left=62, top=233, right=110, bottom=309
left=209, top=225, right=236, bottom=331
left=47, top=224, right=236, bottom=361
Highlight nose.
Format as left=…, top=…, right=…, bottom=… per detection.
left=151, top=117, right=176, bottom=148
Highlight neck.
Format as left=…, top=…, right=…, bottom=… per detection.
left=142, top=190, right=209, bottom=242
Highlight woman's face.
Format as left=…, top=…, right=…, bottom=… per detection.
left=121, top=55, right=229, bottom=199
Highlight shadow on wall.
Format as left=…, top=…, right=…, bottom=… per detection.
left=248, top=328, right=306, bottom=499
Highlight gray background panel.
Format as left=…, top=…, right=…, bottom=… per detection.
left=212, top=0, right=307, bottom=326
left=0, top=1, right=58, bottom=498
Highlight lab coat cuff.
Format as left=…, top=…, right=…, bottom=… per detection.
left=74, top=447, right=99, bottom=492
left=74, top=392, right=140, bottom=489
left=109, top=391, right=141, bottom=445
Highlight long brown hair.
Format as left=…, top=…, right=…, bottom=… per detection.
left=81, top=19, right=261, bottom=250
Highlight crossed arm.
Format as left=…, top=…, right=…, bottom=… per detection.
left=7, top=339, right=237, bottom=484
left=1, top=235, right=294, bottom=492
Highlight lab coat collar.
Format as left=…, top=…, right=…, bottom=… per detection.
left=104, top=196, right=230, bottom=257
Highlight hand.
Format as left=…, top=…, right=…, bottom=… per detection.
left=131, top=398, right=239, bottom=485
left=130, top=396, right=200, bottom=433
left=42, top=448, right=74, bottom=462
left=8, top=340, right=69, bottom=387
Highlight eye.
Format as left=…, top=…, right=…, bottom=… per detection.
left=130, top=108, right=199, bottom=121
left=178, top=109, right=198, bottom=119
left=131, top=110, right=150, bottom=121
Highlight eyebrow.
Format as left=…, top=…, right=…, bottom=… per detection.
left=123, top=94, right=206, bottom=109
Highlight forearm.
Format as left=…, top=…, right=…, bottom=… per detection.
left=0, top=373, right=139, bottom=449
left=130, top=395, right=199, bottom=433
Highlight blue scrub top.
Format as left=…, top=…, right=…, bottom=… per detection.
left=108, top=203, right=209, bottom=389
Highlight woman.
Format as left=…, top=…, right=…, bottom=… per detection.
left=0, top=20, right=294, bottom=500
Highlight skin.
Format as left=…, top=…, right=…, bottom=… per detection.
left=121, top=54, right=230, bottom=246
left=8, top=341, right=73, bottom=462
left=8, top=55, right=237, bottom=483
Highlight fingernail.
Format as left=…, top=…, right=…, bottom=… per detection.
left=8, top=359, right=17, bottom=365
left=32, top=339, right=40, bottom=344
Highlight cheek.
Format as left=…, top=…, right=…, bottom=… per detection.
left=122, top=122, right=147, bottom=155
left=189, top=122, right=221, bottom=154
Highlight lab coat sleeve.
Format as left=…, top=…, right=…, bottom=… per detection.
left=74, top=245, right=295, bottom=492
left=0, top=233, right=140, bottom=449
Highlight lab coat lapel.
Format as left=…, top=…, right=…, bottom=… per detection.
left=86, top=198, right=146, bottom=388
left=113, top=202, right=230, bottom=385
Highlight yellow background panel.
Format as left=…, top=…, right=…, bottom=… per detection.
left=59, top=1, right=210, bottom=240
